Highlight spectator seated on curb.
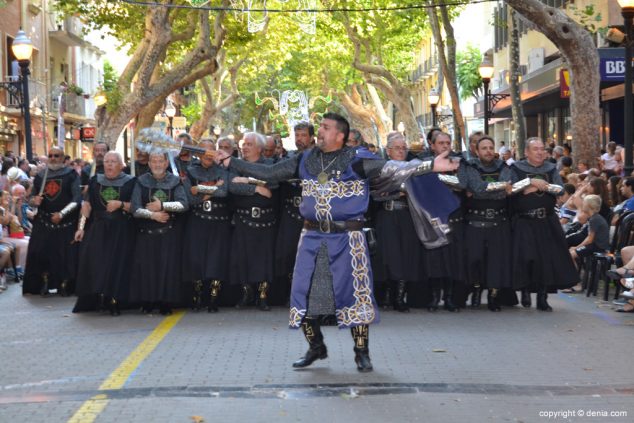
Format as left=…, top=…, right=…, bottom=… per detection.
left=566, top=195, right=610, bottom=293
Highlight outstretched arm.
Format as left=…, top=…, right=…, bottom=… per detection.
left=216, top=151, right=299, bottom=183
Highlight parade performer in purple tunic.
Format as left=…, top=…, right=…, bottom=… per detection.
left=215, top=113, right=459, bottom=372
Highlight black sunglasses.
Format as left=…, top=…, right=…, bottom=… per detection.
left=48, top=154, right=62, bottom=158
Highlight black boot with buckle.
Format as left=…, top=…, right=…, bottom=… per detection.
left=536, top=289, right=552, bottom=312
left=208, top=280, right=222, bottom=313
left=40, top=273, right=50, bottom=297
left=235, top=284, right=254, bottom=309
left=521, top=288, right=532, bottom=308
left=109, top=297, right=121, bottom=316
left=258, top=281, right=271, bottom=311
left=293, top=318, right=328, bottom=368
left=487, top=288, right=501, bottom=312
left=443, top=283, right=458, bottom=312
left=394, top=281, right=409, bottom=312
left=351, top=325, right=373, bottom=372
left=471, top=285, right=482, bottom=308
left=192, top=280, right=203, bottom=311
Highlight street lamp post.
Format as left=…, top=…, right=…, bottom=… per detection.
left=428, top=89, right=440, bottom=128
left=165, top=102, right=176, bottom=138
left=479, top=58, right=495, bottom=135
left=11, top=30, right=34, bottom=161
left=620, top=0, right=634, bottom=175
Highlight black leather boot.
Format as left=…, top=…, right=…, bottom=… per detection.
left=235, top=284, right=254, bottom=309
left=159, top=303, right=172, bottom=315
left=192, top=280, right=203, bottom=311
left=351, top=325, right=373, bottom=372
left=109, top=297, right=121, bottom=316
left=97, top=293, right=106, bottom=312
left=443, top=284, right=458, bottom=312
left=258, top=281, right=271, bottom=311
left=427, top=287, right=441, bottom=311
left=208, top=280, right=221, bottom=313
left=382, top=284, right=393, bottom=310
left=471, top=285, right=482, bottom=308
left=293, top=318, right=327, bottom=368
left=394, top=281, right=409, bottom=312
left=40, top=273, right=49, bottom=297
left=58, top=279, right=71, bottom=297
left=536, top=289, right=552, bottom=312
left=521, top=289, right=532, bottom=308
left=487, top=288, right=501, bottom=312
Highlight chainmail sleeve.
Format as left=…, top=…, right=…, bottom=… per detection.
left=229, top=155, right=299, bottom=183
left=369, top=158, right=435, bottom=196
left=229, top=181, right=257, bottom=196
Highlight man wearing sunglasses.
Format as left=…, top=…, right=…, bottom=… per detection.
left=23, top=147, right=81, bottom=297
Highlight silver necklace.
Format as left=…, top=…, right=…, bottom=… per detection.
left=318, top=153, right=338, bottom=184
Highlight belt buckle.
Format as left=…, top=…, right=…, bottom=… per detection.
left=384, top=200, right=394, bottom=211
left=293, top=196, right=302, bottom=207
left=537, top=208, right=546, bottom=219
left=202, top=200, right=212, bottom=212
left=319, top=220, right=331, bottom=233
left=251, top=207, right=261, bottom=218
left=485, top=209, right=495, bottom=219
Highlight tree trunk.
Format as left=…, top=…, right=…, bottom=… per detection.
left=437, top=2, right=466, bottom=150
left=96, top=3, right=227, bottom=149
left=340, top=84, right=388, bottom=146
left=508, top=8, right=527, bottom=157
left=504, top=0, right=600, bottom=167
left=343, top=20, right=419, bottom=144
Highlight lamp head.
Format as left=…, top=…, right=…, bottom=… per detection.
left=619, top=0, right=634, bottom=14
left=428, top=89, right=440, bottom=106
left=94, top=91, right=107, bottom=107
left=11, top=29, right=33, bottom=63
left=479, top=57, right=495, bottom=82
left=165, top=103, right=176, bottom=118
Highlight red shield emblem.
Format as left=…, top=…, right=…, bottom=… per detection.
left=44, top=179, right=62, bottom=200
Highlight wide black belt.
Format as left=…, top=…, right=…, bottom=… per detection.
left=37, top=220, right=74, bottom=230
left=383, top=200, right=408, bottom=211
left=196, top=200, right=227, bottom=213
left=303, top=220, right=364, bottom=233
left=93, top=210, right=130, bottom=220
left=139, top=224, right=173, bottom=235
left=466, top=208, right=507, bottom=220
left=193, top=209, right=230, bottom=221
left=517, top=207, right=552, bottom=219
left=467, top=220, right=505, bottom=228
left=235, top=207, right=274, bottom=219
left=284, top=196, right=303, bottom=207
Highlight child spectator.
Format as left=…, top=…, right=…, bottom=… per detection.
left=566, top=195, right=610, bottom=293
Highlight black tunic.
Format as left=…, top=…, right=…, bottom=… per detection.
left=372, top=190, right=422, bottom=283
left=275, top=178, right=304, bottom=279
left=463, top=159, right=513, bottom=289
left=423, top=155, right=466, bottom=282
left=129, top=173, right=188, bottom=304
left=73, top=173, right=136, bottom=311
left=181, top=163, right=231, bottom=282
left=229, top=157, right=277, bottom=285
left=23, top=167, right=81, bottom=294
left=510, top=160, right=577, bottom=291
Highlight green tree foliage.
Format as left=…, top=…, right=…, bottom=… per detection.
left=456, top=45, right=483, bottom=101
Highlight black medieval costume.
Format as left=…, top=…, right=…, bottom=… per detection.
left=182, top=162, right=231, bottom=312
left=462, top=159, right=513, bottom=311
left=509, top=160, right=578, bottom=311
left=73, top=173, right=136, bottom=314
left=23, top=166, right=81, bottom=296
left=130, top=172, right=188, bottom=314
left=229, top=157, right=278, bottom=311
left=372, top=172, right=422, bottom=312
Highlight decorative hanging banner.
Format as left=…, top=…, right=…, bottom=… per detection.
left=227, top=0, right=317, bottom=34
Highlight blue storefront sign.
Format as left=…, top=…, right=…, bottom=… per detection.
left=599, top=48, right=633, bottom=82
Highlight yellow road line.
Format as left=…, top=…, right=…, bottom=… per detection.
left=67, top=311, right=185, bottom=423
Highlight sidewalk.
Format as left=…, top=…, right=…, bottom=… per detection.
left=1, top=284, right=632, bottom=422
